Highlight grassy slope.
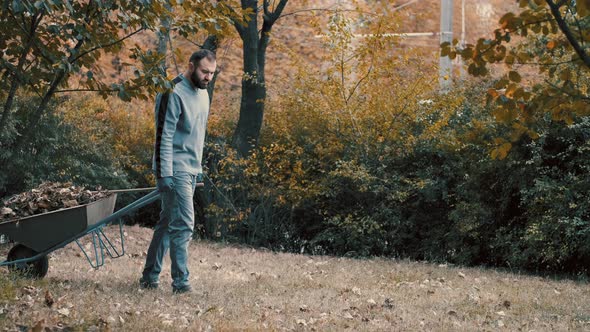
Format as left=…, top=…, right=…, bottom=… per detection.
left=0, top=225, right=588, bottom=331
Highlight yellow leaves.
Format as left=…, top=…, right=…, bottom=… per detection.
left=495, top=78, right=510, bottom=90
left=574, top=100, right=590, bottom=116
left=508, top=71, right=521, bottom=83
left=467, top=63, right=488, bottom=77
left=492, top=107, right=518, bottom=124
left=577, top=0, right=590, bottom=17
left=487, top=89, right=499, bottom=98
left=491, top=139, right=512, bottom=160
left=509, top=122, right=531, bottom=142
left=459, top=47, right=475, bottom=60
left=559, top=69, right=572, bottom=81
left=533, top=0, right=547, bottom=6
left=505, top=83, right=525, bottom=99
left=504, top=55, right=515, bottom=65
left=551, top=107, right=575, bottom=125
left=499, top=12, right=516, bottom=30
left=440, top=42, right=453, bottom=57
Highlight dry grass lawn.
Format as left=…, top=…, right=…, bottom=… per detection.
left=0, top=225, right=589, bottom=331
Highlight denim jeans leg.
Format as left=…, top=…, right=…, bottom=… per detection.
left=169, top=172, right=196, bottom=289
left=141, top=191, right=173, bottom=283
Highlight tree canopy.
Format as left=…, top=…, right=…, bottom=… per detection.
left=442, top=0, right=590, bottom=158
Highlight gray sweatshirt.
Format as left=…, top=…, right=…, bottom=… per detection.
left=153, top=74, right=210, bottom=178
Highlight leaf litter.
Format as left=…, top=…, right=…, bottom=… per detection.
left=1, top=181, right=111, bottom=221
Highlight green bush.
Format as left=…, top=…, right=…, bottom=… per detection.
left=0, top=93, right=131, bottom=197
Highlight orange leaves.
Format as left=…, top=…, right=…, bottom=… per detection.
left=491, top=139, right=512, bottom=160
left=487, top=88, right=499, bottom=99
left=546, top=40, right=557, bottom=50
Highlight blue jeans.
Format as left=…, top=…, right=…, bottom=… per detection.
left=142, top=172, right=197, bottom=289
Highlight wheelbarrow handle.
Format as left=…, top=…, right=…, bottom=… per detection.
left=106, top=187, right=157, bottom=194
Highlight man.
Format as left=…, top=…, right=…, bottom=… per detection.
left=140, top=49, right=216, bottom=294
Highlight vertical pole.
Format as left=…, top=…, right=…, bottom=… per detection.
left=460, top=0, right=466, bottom=79
left=439, top=0, right=454, bottom=91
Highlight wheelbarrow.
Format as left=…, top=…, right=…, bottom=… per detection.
left=0, top=189, right=160, bottom=278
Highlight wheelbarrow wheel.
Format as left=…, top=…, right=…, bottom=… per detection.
left=6, top=244, right=49, bottom=278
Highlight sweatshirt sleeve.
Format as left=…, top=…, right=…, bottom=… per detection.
left=154, top=92, right=182, bottom=178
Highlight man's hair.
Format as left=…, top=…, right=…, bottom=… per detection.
left=190, top=49, right=216, bottom=65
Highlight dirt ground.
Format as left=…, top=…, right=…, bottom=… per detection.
left=0, top=224, right=589, bottom=331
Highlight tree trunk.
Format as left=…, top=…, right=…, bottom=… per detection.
left=231, top=0, right=264, bottom=157
left=0, top=76, right=20, bottom=134
left=157, top=2, right=172, bottom=75
left=233, top=78, right=266, bottom=156
left=230, top=0, right=288, bottom=157
left=546, top=0, right=590, bottom=68
left=0, top=10, right=43, bottom=134
left=203, top=34, right=220, bottom=104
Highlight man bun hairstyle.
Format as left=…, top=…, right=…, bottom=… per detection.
left=190, top=49, right=216, bottom=65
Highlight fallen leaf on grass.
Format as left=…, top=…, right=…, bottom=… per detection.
left=22, top=286, right=37, bottom=295
left=382, top=298, right=394, bottom=309
left=57, top=308, right=70, bottom=317
left=296, top=319, right=307, bottom=326
left=30, top=319, right=45, bottom=332
left=352, top=287, right=361, bottom=295
left=44, top=290, right=54, bottom=307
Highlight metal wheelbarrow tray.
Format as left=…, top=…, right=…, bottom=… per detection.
left=0, top=189, right=159, bottom=278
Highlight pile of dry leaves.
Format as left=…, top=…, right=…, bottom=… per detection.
left=0, top=182, right=110, bottom=221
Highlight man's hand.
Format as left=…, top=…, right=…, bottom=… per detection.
left=157, top=177, right=174, bottom=192
left=196, top=173, right=205, bottom=188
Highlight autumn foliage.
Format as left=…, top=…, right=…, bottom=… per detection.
left=1, top=1, right=589, bottom=275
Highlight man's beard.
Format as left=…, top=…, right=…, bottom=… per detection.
left=191, top=70, right=208, bottom=89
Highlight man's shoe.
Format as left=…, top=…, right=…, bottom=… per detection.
left=172, top=285, right=192, bottom=294
left=139, top=278, right=159, bottom=289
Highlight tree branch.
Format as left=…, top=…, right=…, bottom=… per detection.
left=71, top=28, right=144, bottom=64
left=264, top=0, right=288, bottom=22
left=54, top=88, right=119, bottom=93
left=346, top=63, right=373, bottom=104
left=545, top=0, right=590, bottom=68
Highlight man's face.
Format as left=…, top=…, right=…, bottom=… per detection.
left=190, top=58, right=216, bottom=89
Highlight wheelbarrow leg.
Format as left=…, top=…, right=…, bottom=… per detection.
left=96, top=218, right=125, bottom=259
